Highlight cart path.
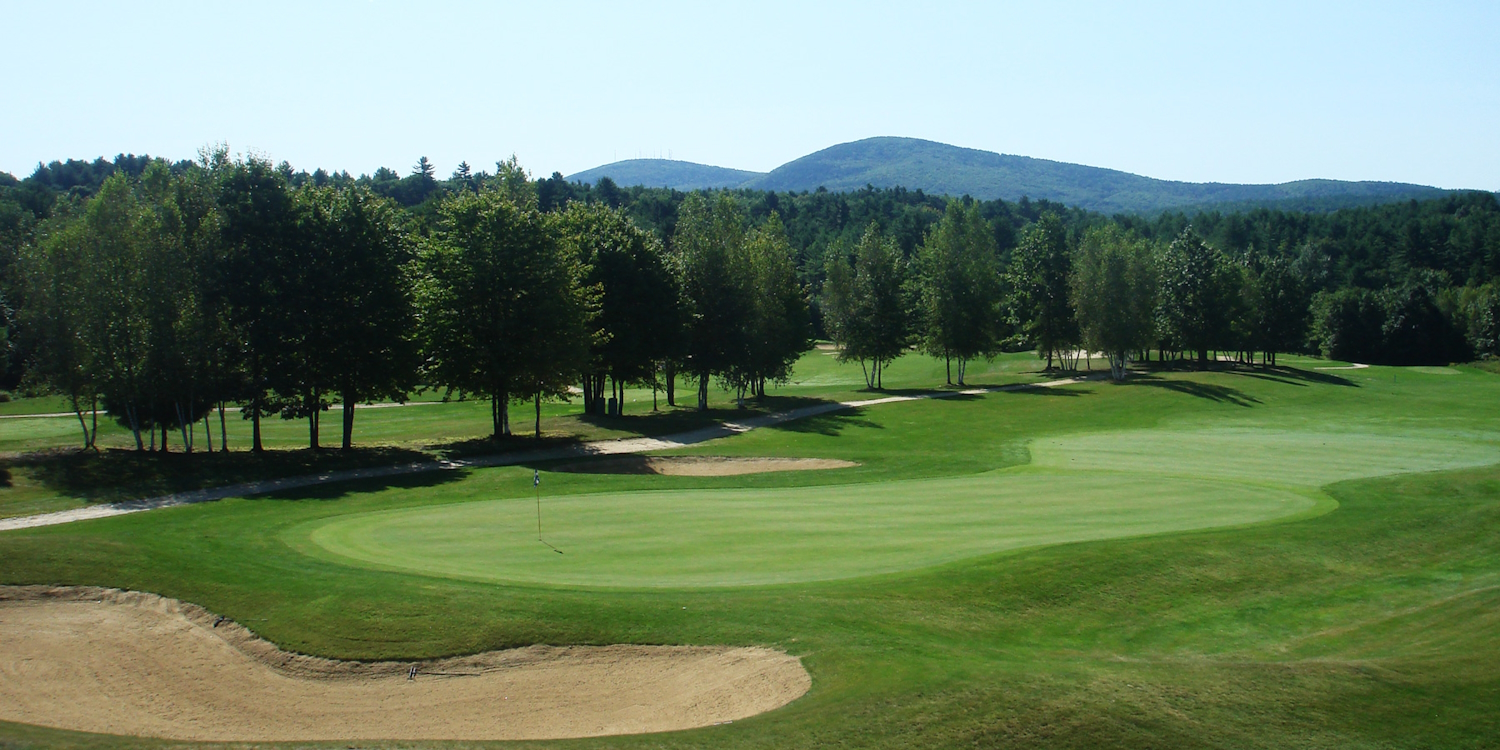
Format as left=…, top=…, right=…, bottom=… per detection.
left=0, top=377, right=1095, bottom=532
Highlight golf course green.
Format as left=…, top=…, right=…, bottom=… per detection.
left=2, top=353, right=1499, bottom=748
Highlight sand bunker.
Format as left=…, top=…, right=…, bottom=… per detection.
left=0, top=587, right=809, bottom=742
left=554, top=455, right=858, bottom=476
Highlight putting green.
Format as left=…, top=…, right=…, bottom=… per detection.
left=296, top=425, right=1500, bottom=589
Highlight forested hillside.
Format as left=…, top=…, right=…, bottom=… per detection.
left=567, top=137, right=1457, bottom=214
left=1, top=151, right=1497, bottom=456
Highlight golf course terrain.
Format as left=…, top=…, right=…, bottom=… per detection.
left=2, top=352, right=1499, bottom=748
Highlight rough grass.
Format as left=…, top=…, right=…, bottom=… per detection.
left=0, top=354, right=1498, bottom=747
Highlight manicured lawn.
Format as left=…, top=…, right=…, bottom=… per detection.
left=1, top=353, right=1498, bottom=747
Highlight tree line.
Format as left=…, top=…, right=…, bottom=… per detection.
left=3, top=152, right=1498, bottom=453
left=8, top=152, right=814, bottom=452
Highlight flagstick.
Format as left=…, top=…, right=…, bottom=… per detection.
left=535, top=470, right=562, bottom=553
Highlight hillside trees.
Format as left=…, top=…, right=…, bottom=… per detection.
left=1071, top=225, right=1156, bottom=381
left=913, top=200, right=1005, bottom=385
left=823, top=224, right=912, bottom=389
left=1007, top=213, right=1078, bottom=369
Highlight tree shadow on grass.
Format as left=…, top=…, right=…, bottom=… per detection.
left=767, top=407, right=883, bottom=437
left=1226, top=366, right=1357, bottom=388
left=10, top=446, right=438, bottom=505
left=1117, top=373, right=1262, bottom=406
left=1002, top=385, right=1086, bottom=397
left=256, top=465, right=469, bottom=502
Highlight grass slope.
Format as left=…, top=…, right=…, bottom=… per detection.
left=1, top=357, right=1498, bottom=747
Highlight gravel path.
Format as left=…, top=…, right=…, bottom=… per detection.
left=0, top=377, right=1093, bottom=532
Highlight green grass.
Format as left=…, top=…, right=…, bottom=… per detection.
left=296, top=468, right=1320, bottom=588
left=1, top=354, right=1499, bottom=747
left=0, top=349, right=1053, bottom=518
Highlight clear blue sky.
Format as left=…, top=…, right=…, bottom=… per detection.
left=5, top=1, right=1497, bottom=189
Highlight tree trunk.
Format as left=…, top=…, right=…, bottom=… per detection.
left=697, top=374, right=709, bottom=411
left=945, top=355, right=952, bottom=385
left=160, top=423, right=168, bottom=453
left=492, top=391, right=511, bottom=438
left=176, top=401, right=192, bottom=454
left=204, top=413, right=214, bottom=453
left=1197, top=348, right=1209, bottom=369
left=665, top=363, right=676, bottom=407
left=308, top=391, right=320, bottom=450
left=341, top=389, right=356, bottom=450
left=1046, top=348, right=1054, bottom=370
left=535, top=391, right=542, bottom=439
left=71, top=395, right=91, bottom=449
left=219, top=402, right=228, bottom=452
left=128, top=405, right=143, bottom=451
left=252, top=406, right=263, bottom=452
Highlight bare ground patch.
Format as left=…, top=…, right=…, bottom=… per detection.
left=0, top=586, right=810, bottom=742
left=551, top=455, right=859, bottom=476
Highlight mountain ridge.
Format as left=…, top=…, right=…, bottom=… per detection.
left=567, top=136, right=1456, bottom=215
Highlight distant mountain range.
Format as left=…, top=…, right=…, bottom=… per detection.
left=567, top=137, right=1459, bottom=215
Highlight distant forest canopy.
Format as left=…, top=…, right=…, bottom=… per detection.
left=10, top=152, right=1498, bottom=292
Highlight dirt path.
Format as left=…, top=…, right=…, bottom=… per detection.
left=0, top=586, right=808, bottom=742
left=0, top=376, right=1094, bottom=533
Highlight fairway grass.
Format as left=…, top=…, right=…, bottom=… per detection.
left=3, top=357, right=1500, bottom=748
left=297, top=425, right=1496, bottom=588
left=297, top=469, right=1320, bottom=588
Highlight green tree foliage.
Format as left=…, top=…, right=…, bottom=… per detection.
left=913, top=200, right=1005, bottom=384
left=556, top=202, right=684, bottom=415
left=216, top=156, right=300, bottom=451
left=19, top=166, right=221, bottom=451
left=298, top=185, right=421, bottom=449
left=1006, top=213, right=1078, bottom=370
left=1310, top=288, right=1385, bottom=363
left=1306, top=283, right=1467, bottom=365
left=1071, top=225, right=1157, bottom=381
left=417, top=186, right=595, bottom=438
left=672, top=194, right=752, bottom=410
left=823, top=224, right=912, bottom=389
left=1155, top=228, right=1240, bottom=367
left=1241, top=255, right=1310, bottom=365
left=738, top=212, right=811, bottom=397
left=16, top=201, right=98, bottom=447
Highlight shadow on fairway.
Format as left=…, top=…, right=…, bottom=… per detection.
left=1005, top=385, right=1086, bottom=397
left=1228, top=366, right=1358, bottom=388
left=12, top=446, right=438, bottom=506
left=258, top=466, right=470, bottom=502
left=768, top=407, right=883, bottom=437
left=1118, top=373, right=1262, bottom=406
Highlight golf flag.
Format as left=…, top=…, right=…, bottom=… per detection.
left=534, top=469, right=540, bottom=488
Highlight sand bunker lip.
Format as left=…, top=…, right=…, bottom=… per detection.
left=552, top=455, right=859, bottom=476
left=0, top=586, right=810, bottom=742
